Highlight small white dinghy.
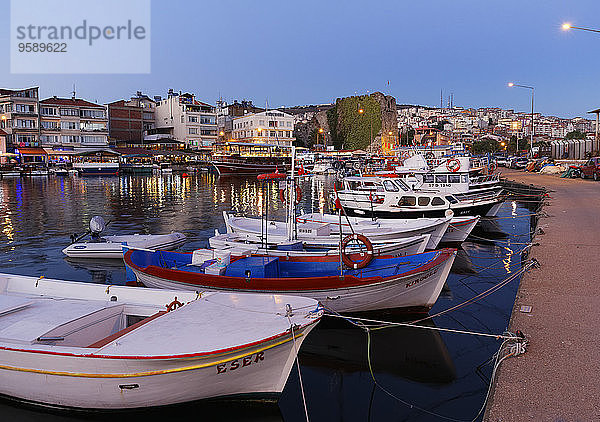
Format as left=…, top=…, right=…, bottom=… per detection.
left=0, top=273, right=322, bottom=410
left=62, top=216, right=187, bottom=259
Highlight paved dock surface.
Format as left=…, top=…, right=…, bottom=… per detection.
left=485, top=168, right=600, bottom=421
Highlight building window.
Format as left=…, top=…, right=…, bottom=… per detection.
left=188, top=116, right=198, bottom=123
left=41, top=107, right=57, bottom=116
left=60, top=108, right=79, bottom=116
left=80, top=109, right=105, bottom=119
left=41, top=121, right=59, bottom=129
left=61, top=121, right=78, bottom=130
left=189, top=128, right=198, bottom=134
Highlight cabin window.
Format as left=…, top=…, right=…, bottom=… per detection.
left=399, top=196, right=416, bottom=206
left=461, top=174, right=468, bottom=183
left=395, top=180, right=410, bottom=192
left=435, top=175, right=447, bottom=183
left=383, top=180, right=399, bottom=192
left=448, top=174, right=460, bottom=183
left=423, top=174, right=434, bottom=183
left=445, top=195, right=459, bottom=204
left=418, top=197, right=430, bottom=206
left=431, top=197, right=445, bottom=206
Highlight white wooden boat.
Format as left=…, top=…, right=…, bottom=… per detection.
left=296, top=212, right=480, bottom=244
left=208, top=230, right=430, bottom=257
left=223, top=212, right=451, bottom=250
left=62, top=232, right=187, bottom=259
left=0, top=273, right=321, bottom=410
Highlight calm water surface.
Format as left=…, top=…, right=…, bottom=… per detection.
left=0, top=173, right=534, bottom=421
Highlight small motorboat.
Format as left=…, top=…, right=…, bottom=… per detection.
left=62, top=216, right=187, bottom=259
left=123, top=247, right=457, bottom=313
left=0, top=272, right=321, bottom=410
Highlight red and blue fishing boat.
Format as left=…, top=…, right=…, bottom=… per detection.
left=123, top=247, right=457, bottom=313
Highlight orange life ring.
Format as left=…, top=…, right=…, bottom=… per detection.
left=279, top=187, right=302, bottom=203
left=166, top=297, right=184, bottom=312
left=341, top=233, right=373, bottom=269
left=446, top=158, right=461, bottom=172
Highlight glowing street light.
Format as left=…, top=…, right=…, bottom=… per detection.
left=562, top=22, right=600, bottom=33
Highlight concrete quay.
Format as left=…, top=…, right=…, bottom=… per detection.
left=485, top=168, right=600, bottom=421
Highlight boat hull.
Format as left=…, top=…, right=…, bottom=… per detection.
left=212, top=161, right=290, bottom=176
left=441, top=216, right=480, bottom=243
left=0, top=324, right=314, bottom=410
left=62, top=232, right=187, bottom=259
left=126, top=250, right=457, bottom=313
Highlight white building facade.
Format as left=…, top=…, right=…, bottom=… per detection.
left=231, top=110, right=295, bottom=148
left=154, top=91, right=217, bottom=148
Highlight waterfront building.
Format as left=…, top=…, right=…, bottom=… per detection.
left=216, top=99, right=264, bottom=141
left=107, top=91, right=156, bottom=146
left=0, top=87, right=40, bottom=150
left=39, top=96, right=109, bottom=151
left=154, top=90, right=217, bottom=149
left=230, top=110, right=295, bottom=148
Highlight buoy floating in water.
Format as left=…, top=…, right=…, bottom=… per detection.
left=182, top=173, right=189, bottom=178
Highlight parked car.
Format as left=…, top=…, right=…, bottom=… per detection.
left=579, top=157, right=600, bottom=181
left=508, top=157, right=528, bottom=169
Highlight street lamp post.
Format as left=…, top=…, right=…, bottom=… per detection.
left=508, top=82, right=535, bottom=157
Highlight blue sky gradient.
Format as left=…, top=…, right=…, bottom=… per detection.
left=1, top=0, right=598, bottom=118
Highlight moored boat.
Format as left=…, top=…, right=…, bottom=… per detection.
left=123, top=248, right=457, bottom=313
left=208, top=230, right=430, bottom=257
left=223, top=212, right=451, bottom=250
left=0, top=272, right=321, bottom=410
left=296, top=212, right=480, bottom=244
left=62, top=216, right=187, bottom=259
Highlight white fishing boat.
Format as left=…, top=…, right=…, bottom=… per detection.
left=223, top=211, right=451, bottom=250
left=337, top=176, right=505, bottom=218
left=208, top=230, right=430, bottom=257
left=0, top=272, right=321, bottom=410
left=62, top=216, right=187, bottom=259
left=296, top=212, right=480, bottom=244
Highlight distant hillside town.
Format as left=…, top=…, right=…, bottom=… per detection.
left=0, top=87, right=597, bottom=162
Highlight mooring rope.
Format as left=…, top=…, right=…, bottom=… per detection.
left=288, top=308, right=310, bottom=422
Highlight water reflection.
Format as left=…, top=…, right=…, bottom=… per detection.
left=0, top=173, right=535, bottom=421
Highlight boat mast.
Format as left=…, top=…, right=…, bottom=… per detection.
left=287, top=146, right=296, bottom=241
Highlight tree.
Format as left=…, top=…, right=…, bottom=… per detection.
left=472, top=139, right=500, bottom=154
left=566, top=130, right=586, bottom=140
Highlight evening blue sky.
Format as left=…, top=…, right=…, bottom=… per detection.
left=1, top=0, right=599, bottom=118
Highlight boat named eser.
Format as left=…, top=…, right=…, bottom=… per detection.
left=0, top=273, right=321, bottom=410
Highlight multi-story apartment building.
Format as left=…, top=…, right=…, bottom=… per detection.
left=107, top=91, right=156, bottom=146
left=230, top=110, right=295, bottom=148
left=154, top=90, right=217, bottom=149
left=39, top=96, right=109, bottom=149
left=216, top=99, right=264, bottom=141
left=0, top=87, right=40, bottom=150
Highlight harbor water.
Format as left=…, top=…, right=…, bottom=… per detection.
left=0, top=172, right=534, bottom=421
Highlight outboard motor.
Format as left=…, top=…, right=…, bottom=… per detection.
left=89, top=216, right=106, bottom=240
